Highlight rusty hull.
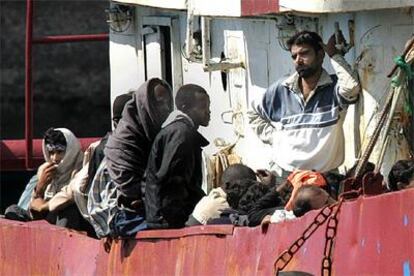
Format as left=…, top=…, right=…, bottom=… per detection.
left=1, top=189, right=413, bottom=275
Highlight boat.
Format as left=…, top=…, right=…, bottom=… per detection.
left=1, top=0, right=413, bottom=274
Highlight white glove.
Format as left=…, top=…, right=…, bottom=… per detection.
left=192, top=187, right=230, bottom=225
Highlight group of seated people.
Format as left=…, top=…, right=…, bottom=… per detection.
left=4, top=78, right=414, bottom=240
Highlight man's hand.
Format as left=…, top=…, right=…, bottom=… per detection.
left=30, top=198, right=49, bottom=212
left=36, top=162, right=57, bottom=196
left=322, top=31, right=346, bottom=57
left=256, top=169, right=276, bottom=186
left=192, top=191, right=229, bottom=225
left=130, top=199, right=144, bottom=210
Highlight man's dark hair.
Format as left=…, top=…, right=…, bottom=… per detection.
left=225, top=178, right=256, bottom=210
left=237, top=181, right=270, bottom=213
left=287, top=31, right=323, bottom=53
left=221, top=164, right=256, bottom=187
left=388, top=160, right=414, bottom=191
left=175, top=84, right=207, bottom=111
left=44, top=128, right=66, bottom=147
left=112, top=92, right=133, bottom=124
left=292, top=185, right=324, bottom=217
left=221, top=164, right=257, bottom=210
left=292, top=197, right=313, bottom=217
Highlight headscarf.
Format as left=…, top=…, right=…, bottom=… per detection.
left=42, top=128, right=83, bottom=201
left=104, top=78, right=173, bottom=185
left=285, top=170, right=327, bottom=211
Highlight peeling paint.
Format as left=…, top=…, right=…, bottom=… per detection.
left=1, top=189, right=414, bottom=275
left=404, top=214, right=409, bottom=226
left=404, top=261, right=411, bottom=276
left=376, top=241, right=381, bottom=254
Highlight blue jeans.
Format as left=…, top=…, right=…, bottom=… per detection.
left=110, top=209, right=147, bottom=238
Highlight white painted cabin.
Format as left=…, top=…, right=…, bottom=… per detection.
left=108, top=0, right=414, bottom=188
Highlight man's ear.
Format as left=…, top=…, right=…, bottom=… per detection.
left=318, top=49, right=325, bottom=60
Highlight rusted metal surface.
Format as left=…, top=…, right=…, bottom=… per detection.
left=334, top=189, right=414, bottom=275
left=241, top=0, right=280, bottom=16
left=1, top=189, right=413, bottom=275
left=0, top=138, right=100, bottom=171
left=274, top=200, right=343, bottom=274
left=0, top=220, right=100, bottom=275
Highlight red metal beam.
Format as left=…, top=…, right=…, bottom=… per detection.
left=0, top=138, right=100, bottom=171
left=25, top=0, right=34, bottom=169
left=23, top=0, right=109, bottom=170
left=33, top=34, right=109, bottom=44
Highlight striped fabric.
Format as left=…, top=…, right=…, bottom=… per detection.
left=87, top=158, right=118, bottom=238
left=249, top=54, right=360, bottom=172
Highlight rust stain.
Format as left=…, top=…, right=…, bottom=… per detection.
left=1, top=189, right=414, bottom=275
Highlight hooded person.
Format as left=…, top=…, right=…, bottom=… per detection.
left=82, top=92, right=134, bottom=238
left=38, top=128, right=84, bottom=201
left=84, top=91, right=134, bottom=194
left=103, top=78, right=173, bottom=237
left=25, top=93, right=135, bottom=237
left=5, top=128, right=83, bottom=228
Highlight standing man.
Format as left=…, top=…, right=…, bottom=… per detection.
left=248, top=31, right=361, bottom=178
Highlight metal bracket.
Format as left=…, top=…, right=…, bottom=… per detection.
left=362, top=172, right=384, bottom=196
left=334, top=20, right=355, bottom=55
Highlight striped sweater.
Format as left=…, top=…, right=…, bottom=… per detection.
left=248, top=54, right=360, bottom=172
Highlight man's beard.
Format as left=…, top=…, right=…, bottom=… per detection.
left=296, top=65, right=319, bottom=78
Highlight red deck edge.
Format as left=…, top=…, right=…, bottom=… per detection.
left=0, top=138, right=100, bottom=171
left=1, top=189, right=413, bottom=275
left=241, top=0, right=280, bottom=16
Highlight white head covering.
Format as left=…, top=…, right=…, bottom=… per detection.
left=42, top=128, right=83, bottom=201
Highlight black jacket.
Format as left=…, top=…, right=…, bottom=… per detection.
left=247, top=190, right=284, bottom=226
left=144, top=117, right=208, bottom=229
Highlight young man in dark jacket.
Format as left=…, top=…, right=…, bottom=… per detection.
left=145, top=84, right=211, bottom=229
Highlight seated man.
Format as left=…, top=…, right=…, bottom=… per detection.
left=25, top=93, right=133, bottom=238
left=5, top=128, right=84, bottom=230
left=186, top=164, right=257, bottom=226
left=291, top=185, right=336, bottom=217
left=144, top=84, right=210, bottom=229
left=247, top=170, right=328, bottom=226
left=104, top=78, right=173, bottom=238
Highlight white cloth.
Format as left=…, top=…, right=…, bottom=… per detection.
left=37, top=128, right=83, bottom=202
left=270, top=209, right=296, bottom=224
left=87, top=158, right=118, bottom=238
left=48, top=140, right=101, bottom=214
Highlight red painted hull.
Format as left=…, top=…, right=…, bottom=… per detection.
left=1, top=189, right=413, bottom=275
